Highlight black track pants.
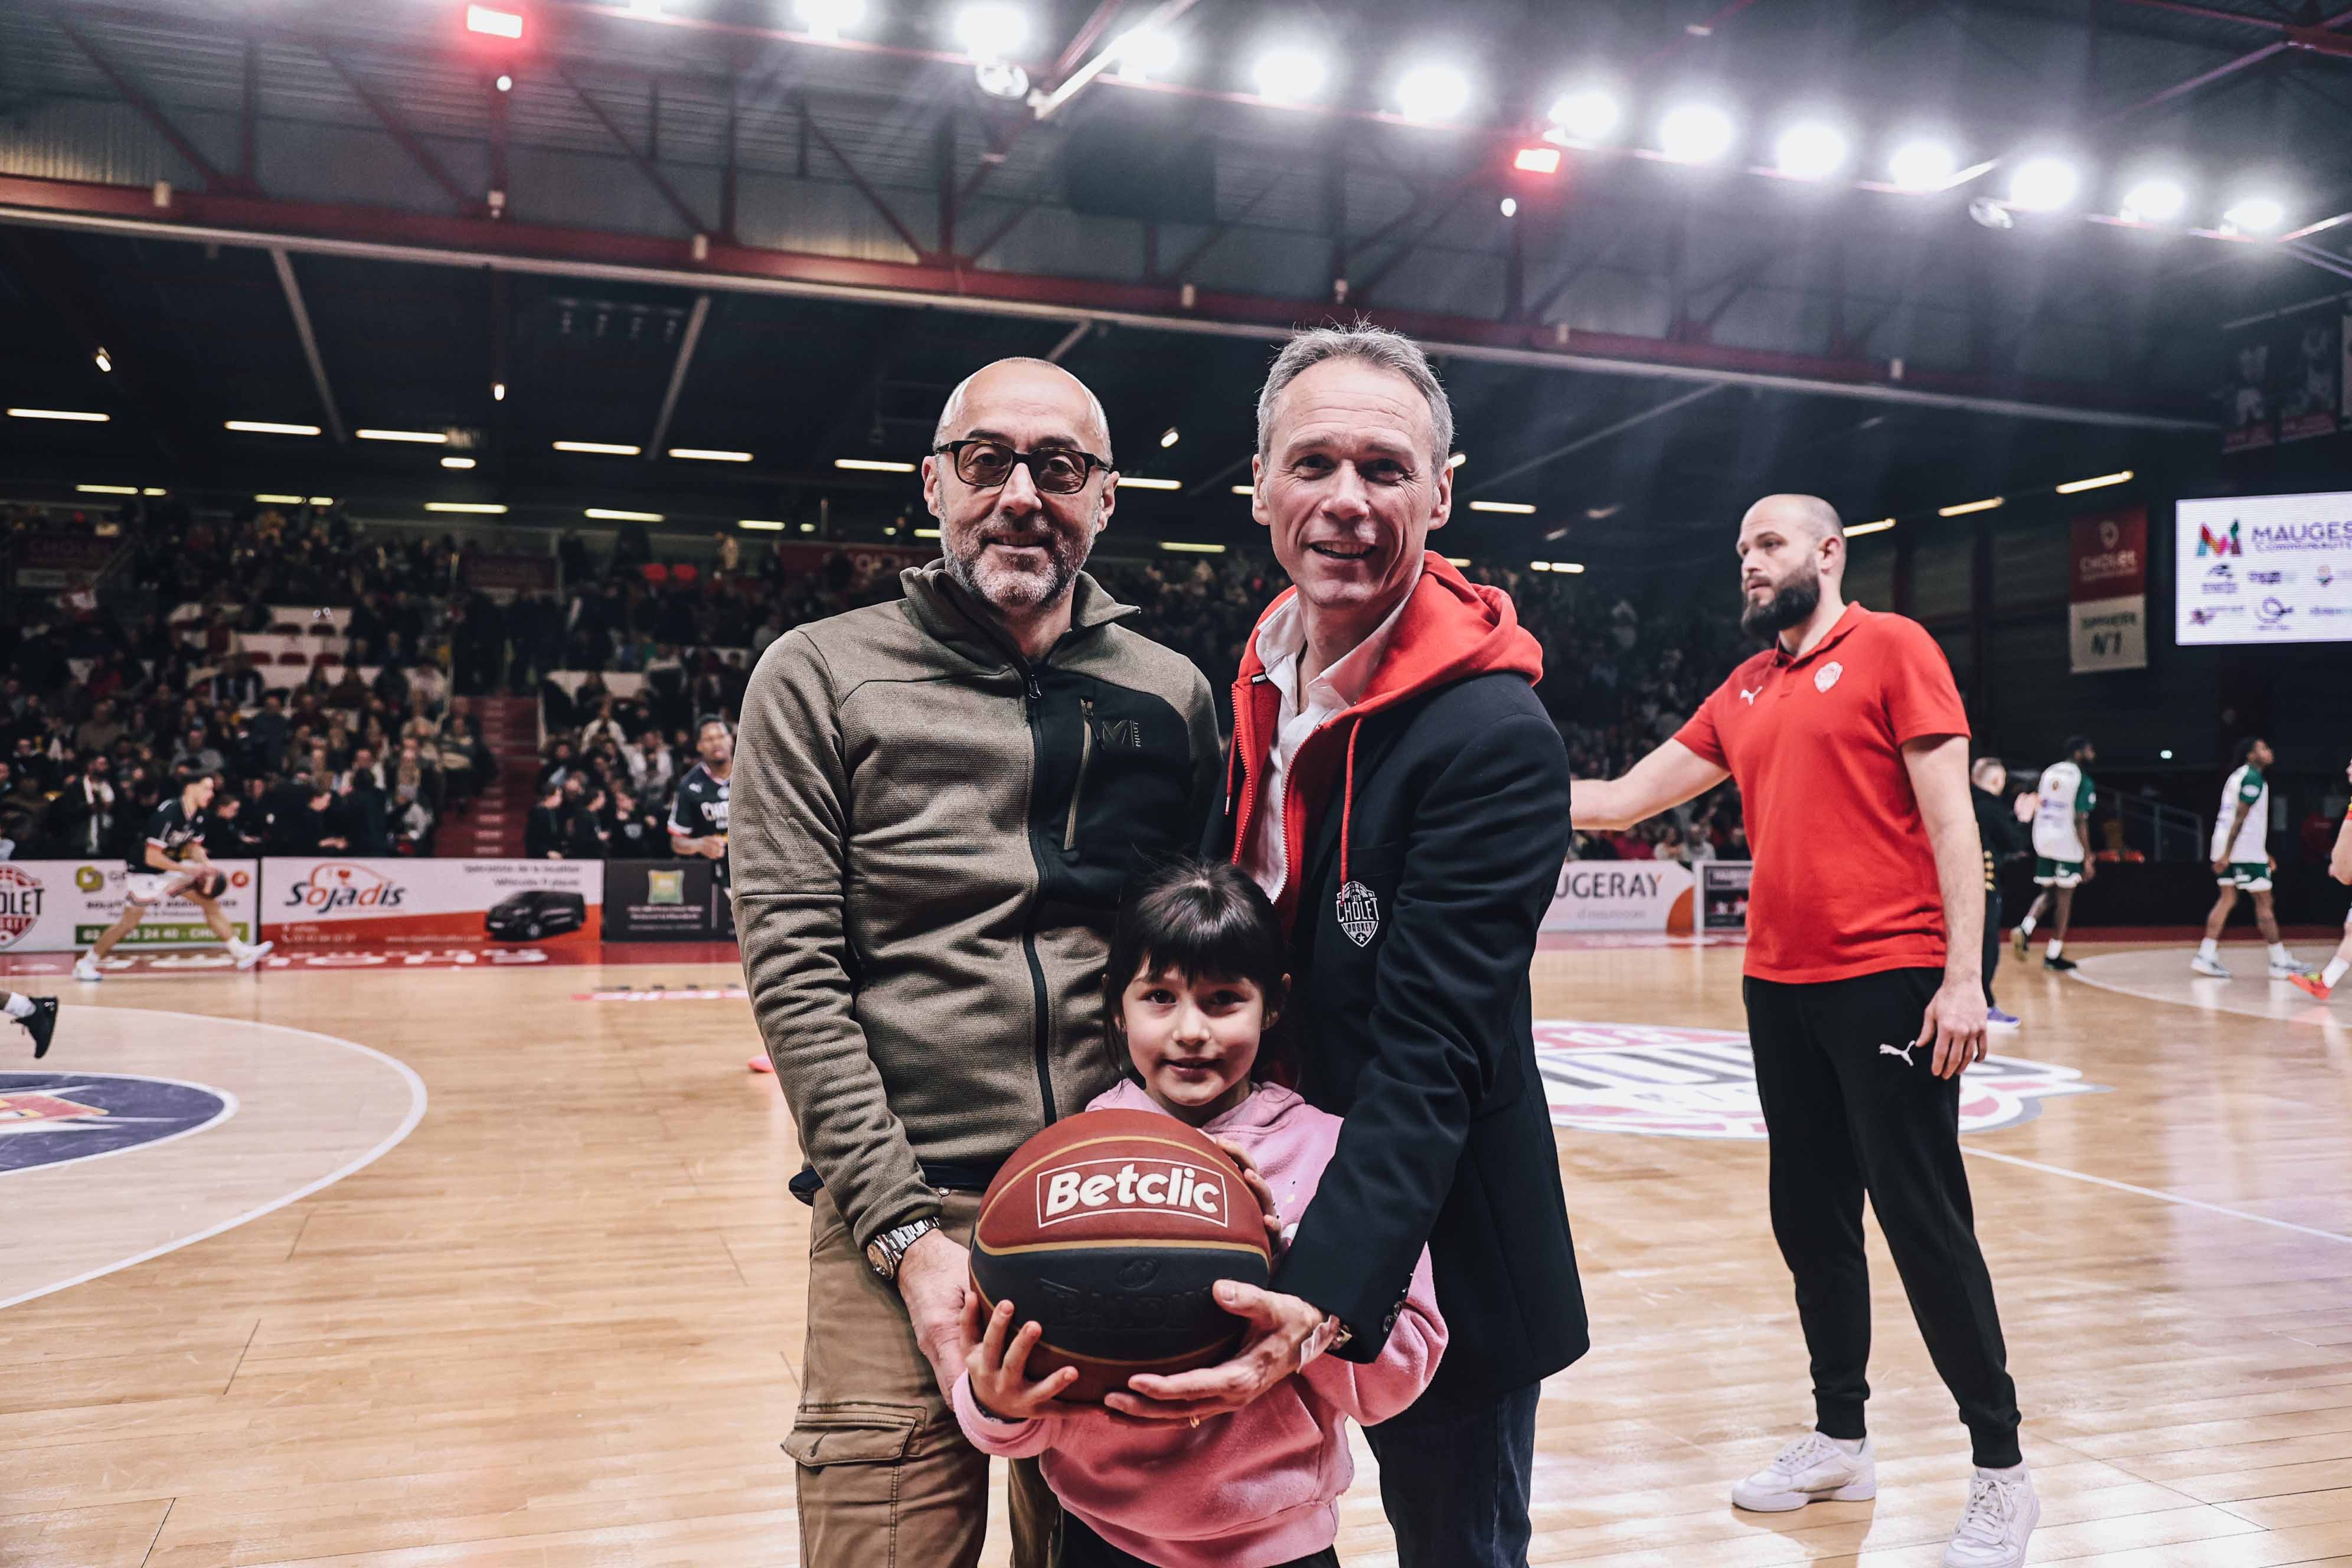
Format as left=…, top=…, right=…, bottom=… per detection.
left=1743, top=966, right=2024, bottom=1468
left=1982, top=887, right=2003, bottom=1008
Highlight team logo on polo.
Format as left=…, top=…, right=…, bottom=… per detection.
left=1814, top=661, right=1844, bottom=693
left=1, top=1072, right=236, bottom=1173
left=1534, top=1021, right=2103, bottom=1140
left=0, top=865, right=43, bottom=949
left=1036, top=1157, right=1229, bottom=1227
left=1337, top=881, right=1380, bottom=946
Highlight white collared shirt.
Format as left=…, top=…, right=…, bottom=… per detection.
left=1243, top=571, right=1419, bottom=902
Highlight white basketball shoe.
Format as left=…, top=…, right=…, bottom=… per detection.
left=1942, top=1465, right=2039, bottom=1568
left=2190, top=954, right=2232, bottom=979
left=1730, top=1431, right=1876, bottom=1512
left=72, top=955, right=104, bottom=983
left=231, top=939, right=275, bottom=971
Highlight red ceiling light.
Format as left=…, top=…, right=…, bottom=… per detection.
left=1513, top=146, right=1563, bottom=175
left=466, top=5, right=524, bottom=39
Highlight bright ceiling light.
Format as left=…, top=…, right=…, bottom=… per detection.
left=224, top=419, right=321, bottom=435
left=1546, top=87, right=1620, bottom=145
left=1252, top=45, right=1327, bottom=106
left=426, top=502, right=509, bottom=514
left=835, top=457, right=916, bottom=473
left=1394, top=63, right=1472, bottom=123
left=1498, top=196, right=1518, bottom=217
left=1468, top=501, right=1536, bottom=514
left=1774, top=120, right=1848, bottom=181
left=1230, top=484, right=1255, bottom=495
left=77, top=484, right=139, bottom=495
left=2006, top=156, right=2079, bottom=212
left=669, top=447, right=753, bottom=462
left=255, top=494, right=305, bottom=505
left=2223, top=195, right=2286, bottom=234
left=357, top=428, right=448, bottom=444
left=494, top=74, right=513, bottom=93
left=554, top=440, right=642, bottom=456
left=1161, top=541, right=1226, bottom=553
left=1513, top=146, right=1562, bottom=174
left=1448, top=452, right=1466, bottom=469
left=1846, top=518, right=1896, bottom=536
left=586, top=508, right=664, bottom=522
left=1159, top=427, right=1180, bottom=448
left=2120, top=177, right=2186, bottom=224
left=94, top=347, right=112, bottom=373
left=1886, top=138, right=1959, bottom=191
left=492, top=381, right=508, bottom=402
left=1528, top=560, right=1586, bottom=573
left=955, top=3, right=1027, bottom=60
left=1116, top=476, right=1182, bottom=490
left=796, top=0, right=864, bottom=38
left=442, top=456, right=477, bottom=469
left=738, top=518, right=786, bottom=531
left=1113, top=27, right=1180, bottom=81
left=1938, top=496, right=2004, bottom=517
left=628, top=0, right=662, bottom=15
left=2055, top=470, right=2132, bottom=494
left=309, top=496, right=335, bottom=507
left=1658, top=103, right=1736, bottom=165
left=465, top=5, right=522, bottom=39
left=9, top=407, right=109, bottom=422
left=142, top=486, right=165, bottom=496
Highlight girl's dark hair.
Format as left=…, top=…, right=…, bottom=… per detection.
left=1103, top=858, right=1293, bottom=1084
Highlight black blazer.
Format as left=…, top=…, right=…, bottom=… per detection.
left=1207, top=669, right=1587, bottom=1408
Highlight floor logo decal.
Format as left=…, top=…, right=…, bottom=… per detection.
left=1536, top=1021, right=2104, bottom=1141
left=1, top=1072, right=236, bottom=1174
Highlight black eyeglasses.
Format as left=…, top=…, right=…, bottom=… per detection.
left=933, top=439, right=1111, bottom=495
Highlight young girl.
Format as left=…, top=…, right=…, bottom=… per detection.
left=952, top=860, right=1446, bottom=1568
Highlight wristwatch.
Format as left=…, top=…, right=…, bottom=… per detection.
left=864, top=1216, right=941, bottom=1281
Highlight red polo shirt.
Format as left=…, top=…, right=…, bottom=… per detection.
left=1675, top=603, right=1969, bottom=984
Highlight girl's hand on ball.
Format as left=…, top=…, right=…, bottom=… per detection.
left=1214, top=1138, right=1283, bottom=1254
left=964, top=1298, right=1079, bottom=1420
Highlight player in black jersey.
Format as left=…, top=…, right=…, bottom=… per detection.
left=669, top=717, right=760, bottom=1070
left=4, top=991, right=58, bottom=1058
left=73, top=772, right=274, bottom=982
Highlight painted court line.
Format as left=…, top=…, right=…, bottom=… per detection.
left=1962, top=1145, right=2352, bottom=1247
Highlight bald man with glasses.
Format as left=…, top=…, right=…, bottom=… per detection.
left=731, top=358, right=1220, bottom=1567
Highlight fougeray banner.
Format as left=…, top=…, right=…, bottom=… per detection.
left=0, top=860, right=261, bottom=953
left=1542, top=860, right=1698, bottom=933
left=262, top=859, right=603, bottom=946
left=2069, top=506, right=2148, bottom=674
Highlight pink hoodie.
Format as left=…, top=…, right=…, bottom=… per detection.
left=952, top=1080, right=1446, bottom=1568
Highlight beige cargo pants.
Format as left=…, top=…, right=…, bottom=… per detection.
left=787, top=1188, right=1059, bottom=1567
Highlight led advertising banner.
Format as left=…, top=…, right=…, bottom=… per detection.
left=2176, top=492, right=2352, bottom=646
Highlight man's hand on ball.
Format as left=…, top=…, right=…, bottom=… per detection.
left=895, top=1226, right=973, bottom=1402
left=1103, top=1280, right=1328, bottom=1422
left=963, top=1296, right=1079, bottom=1421
left=1214, top=1138, right=1284, bottom=1255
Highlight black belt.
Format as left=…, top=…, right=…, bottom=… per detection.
left=788, top=1159, right=1003, bottom=1206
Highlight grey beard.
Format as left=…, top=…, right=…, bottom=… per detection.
left=941, top=520, right=1091, bottom=615
left=1740, top=571, right=1820, bottom=641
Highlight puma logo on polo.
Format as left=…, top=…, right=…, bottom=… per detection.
left=1879, top=1042, right=1917, bottom=1067
left=1739, top=686, right=1762, bottom=705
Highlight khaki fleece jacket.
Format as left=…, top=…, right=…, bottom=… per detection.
left=731, top=562, right=1220, bottom=1249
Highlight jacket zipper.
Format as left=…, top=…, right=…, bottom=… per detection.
left=1019, top=667, right=1058, bottom=1126
left=1062, top=697, right=1096, bottom=852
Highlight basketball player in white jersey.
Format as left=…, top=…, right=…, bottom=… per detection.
left=2014, top=736, right=2095, bottom=971
left=2288, top=755, right=2352, bottom=1002
left=4, top=991, right=58, bottom=1058
left=73, top=771, right=273, bottom=982
left=2194, top=737, right=2300, bottom=981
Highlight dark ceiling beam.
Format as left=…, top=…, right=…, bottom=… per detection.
left=45, top=9, right=238, bottom=193
left=646, top=292, right=711, bottom=455
left=1466, top=386, right=1732, bottom=494
left=556, top=65, right=713, bottom=237
left=269, top=246, right=346, bottom=445
left=313, top=47, right=479, bottom=214
left=798, top=101, right=931, bottom=261
left=1354, top=185, right=1482, bottom=305
left=1168, top=174, right=1295, bottom=284
left=0, top=171, right=2216, bottom=432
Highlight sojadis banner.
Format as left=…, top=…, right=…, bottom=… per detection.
left=0, top=860, right=261, bottom=952
left=2069, top=505, right=2148, bottom=674
left=262, top=859, right=602, bottom=946
left=1542, top=860, right=1697, bottom=933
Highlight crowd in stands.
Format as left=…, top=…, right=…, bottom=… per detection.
left=3, top=498, right=1752, bottom=864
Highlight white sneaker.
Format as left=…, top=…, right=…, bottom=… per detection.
left=2268, top=959, right=2305, bottom=979
left=72, top=955, right=104, bottom=983
left=232, top=939, right=275, bottom=972
left=1730, top=1431, right=1876, bottom=1513
left=2190, top=955, right=2232, bottom=979
left=1942, top=1465, right=2039, bottom=1568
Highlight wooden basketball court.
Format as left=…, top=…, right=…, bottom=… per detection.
left=4, top=938, right=2349, bottom=1568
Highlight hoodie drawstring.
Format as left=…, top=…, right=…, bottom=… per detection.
left=1338, top=720, right=1361, bottom=888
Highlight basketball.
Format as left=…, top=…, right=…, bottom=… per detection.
left=969, top=1108, right=1272, bottom=1403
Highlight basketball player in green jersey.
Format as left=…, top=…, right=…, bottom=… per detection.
left=2014, top=736, right=2095, bottom=971
left=2194, top=737, right=2301, bottom=981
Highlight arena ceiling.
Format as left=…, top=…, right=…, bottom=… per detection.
left=2, top=0, right=2349, bottom=570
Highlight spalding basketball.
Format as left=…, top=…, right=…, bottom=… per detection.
left=969, top=1108, right=1272, bottom=1403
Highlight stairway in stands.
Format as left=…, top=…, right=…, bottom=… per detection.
left=433, top=695, right=540, bottom=858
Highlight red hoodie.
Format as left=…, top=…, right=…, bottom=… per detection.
left=1224, top=551, right=1546, bottom=930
